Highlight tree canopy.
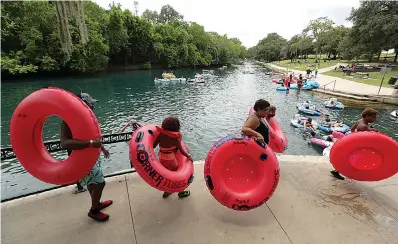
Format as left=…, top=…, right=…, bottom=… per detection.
left=1, top=1, right=247, bottom=77
left=249, top=2, right=398, bottom=63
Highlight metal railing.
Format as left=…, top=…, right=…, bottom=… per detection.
left=1, top=131, right=134, bottom=160
left=319, top=79, right=337, bottom=92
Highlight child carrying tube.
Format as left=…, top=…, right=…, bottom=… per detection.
left=154, top=116, right=193, bottom=198
left=122, top=117, right=193, bottom=198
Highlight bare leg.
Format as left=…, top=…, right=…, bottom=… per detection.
left=88, top=182, right=105, bottom=209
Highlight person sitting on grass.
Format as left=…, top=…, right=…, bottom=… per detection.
left=330, top=108, right=378, bottom=180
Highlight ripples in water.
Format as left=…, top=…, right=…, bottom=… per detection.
left=1, top=64, right=397, bottom=200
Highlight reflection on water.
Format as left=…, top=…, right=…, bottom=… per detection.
left=1, top=64, right=397, bottom=200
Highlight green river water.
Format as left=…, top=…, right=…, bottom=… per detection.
left=1, top=63, right=397, bottom=200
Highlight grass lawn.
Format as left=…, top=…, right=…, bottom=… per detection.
left=258, top=62, right=287, bottom=72
left=276, top=59, right=341, bottom=71
left=323, top=69, right=398, bottom=88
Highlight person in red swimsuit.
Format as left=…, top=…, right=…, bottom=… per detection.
left=153, top=116, right=193, bottom=198
left=297, top=74, right=303, bottom=90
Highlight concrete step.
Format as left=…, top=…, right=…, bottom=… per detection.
left=2, top=159, right=398, bottom=244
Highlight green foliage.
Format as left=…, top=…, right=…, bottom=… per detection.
left=1, top=2, right=246, bottom=77
left=140, top=62, right=151, bottom=70
left=1, top=51, right=39, bottom=74
left=347, top=1, right=398, bottom=62
left=251, top=33, right=287, bottom=62
left=253, top=3, right=397, bottom=63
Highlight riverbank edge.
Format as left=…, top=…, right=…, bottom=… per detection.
left=1, top=62, right=237, bottom=83
left=259, top=61, right=398, bottom=105
left=1, top=155, right=329, bottom=204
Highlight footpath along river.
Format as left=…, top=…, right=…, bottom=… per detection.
left=1, top=63, right=397, bottom=200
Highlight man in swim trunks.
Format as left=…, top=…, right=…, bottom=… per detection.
left=60, top=93, right=113, bottom=222
left=330, top=108, right=378, bottom=180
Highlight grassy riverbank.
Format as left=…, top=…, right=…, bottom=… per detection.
left=323, top=69, right=398, bottom=88
left=276, top=59, right=340, bottom=71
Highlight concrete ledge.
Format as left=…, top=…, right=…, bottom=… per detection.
left=313, top=88, right=372, bottom=101
left=2, top=157, right=398, bottom=244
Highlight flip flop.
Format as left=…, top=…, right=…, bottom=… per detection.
left=178, top=190, right=190, bottom=198
left=162, top=192, right=173, bottom=198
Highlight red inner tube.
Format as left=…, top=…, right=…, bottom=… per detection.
left=129, top=125, right=194, bottom=192
left=10, top=87, right=101, bottom=185
left=330, top=132, right=398, bottom=181
left=204, top=135, right=280, bottom=211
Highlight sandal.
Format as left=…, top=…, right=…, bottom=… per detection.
left=162, top=192, right=173, bottom=198
left=178, top=190, right=190, bottom=198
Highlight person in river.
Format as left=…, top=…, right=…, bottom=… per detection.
left=242, top=99, right=270, bottom=144
left=153, top=116, right=193, bottom=199
left=330, top=108, right=378, bottom=180
left=297, top=74, right=303, bottom=90
left=351, top=108, right=378, bottom=132
left=300, top=118, right=316, bottom=133
left=60, top=92, right=112, bottom=222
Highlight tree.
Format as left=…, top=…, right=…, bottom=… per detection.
left=54, top=1, right=88, bottom=60
left=142, top=9, right=158, bottom=23
left=348, top=1, right=398, bottom=62
left=304, top=17, right=334, bottom=61
left=253, top=33, right=287, bottom=62
left=107, top=3, right=128, bottom=64
left=1, top=2, right=246, bottom=77
left=318, top=25, right=349, bottom=59
left=158, top=5, right=183, bottom=24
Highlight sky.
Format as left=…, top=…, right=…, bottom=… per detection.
left=95, top=0, right=361, bottom=48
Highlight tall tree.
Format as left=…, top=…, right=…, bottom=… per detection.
left=54, top=1, right=88, bottom=60
left=318, top=25, right=349, bottom=59
left=304, top=17, right=334, bottom=61
left=142, top=9, right=159, bottom=23
left=348, top=1, right=398, bottom=62
left=158, top=5, right=183, bottom=24
left=254, top=33, right=287, bottom=62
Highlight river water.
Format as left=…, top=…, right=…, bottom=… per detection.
left=1, top=63, right=397, bottom=200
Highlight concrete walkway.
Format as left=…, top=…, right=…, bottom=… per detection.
left=267, top=63, right=394, bottom=96
left=2, top=156, right=398, bottom=244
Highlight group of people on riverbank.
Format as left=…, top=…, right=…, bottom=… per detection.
left=64, top=92, right=378, bottom=222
